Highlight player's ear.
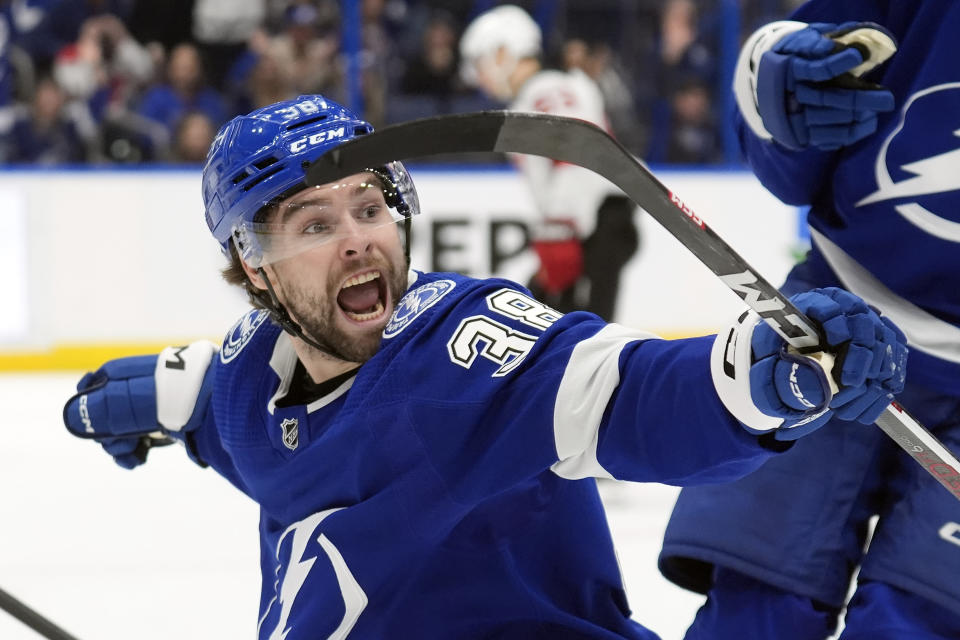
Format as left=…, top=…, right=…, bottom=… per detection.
left=241, top=259, right=268, bottom=291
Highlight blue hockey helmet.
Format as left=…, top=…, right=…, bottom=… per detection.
left=202, top=94, right=419, bottom=263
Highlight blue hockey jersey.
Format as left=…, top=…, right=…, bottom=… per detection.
left=735, top=0, right=960, bottom=392
left=189, top=271, right=780, bottom=639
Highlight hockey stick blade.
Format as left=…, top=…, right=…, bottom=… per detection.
left=305, top=111, right=960, bottom=501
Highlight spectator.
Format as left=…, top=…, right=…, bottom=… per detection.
left=665, top=76, right=720, bottom=164
left=52, top=14, right=154, bottom=122
left=238, top=48, right=296, bottom=113
left=267, top=1, right=342, bottom=98
left=561, top=38, right=644, bottom=156
left=645, top=0, right=718, bottom=163
left=659, top=0, right=717, bottom=100
left=8, top=0, right=131, bottom=74
left=137, top=42, right=227, bottom=136
left=192, top=0, right=265, bottom=90
left=0, top=74, right=96, bottom=164
left=399, top=10, right=463, bottom=98
left=560, top=37, right=589, bottom=72
left=659, top=0, right=702, bottom=69
left=170, top=109, right=214, bottom=163
left=358, top=0, right=395, bottom=126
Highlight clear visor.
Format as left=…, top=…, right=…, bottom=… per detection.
left=234, top=162, right=419, bottom=267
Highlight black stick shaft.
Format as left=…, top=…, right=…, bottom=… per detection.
left=0, top=586, right=82, bottom=640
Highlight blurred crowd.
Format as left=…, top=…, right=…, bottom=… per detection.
left=0, top=0, right=803, bottom=166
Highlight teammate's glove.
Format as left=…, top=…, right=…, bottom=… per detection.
left=751, top=21, right=897, bottom=150
left=712, top=287, right=907, bottom=441
left=63, top=341, right=217, bottom=469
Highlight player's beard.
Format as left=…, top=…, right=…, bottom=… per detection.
left=282, top=259, right=408, bottom=363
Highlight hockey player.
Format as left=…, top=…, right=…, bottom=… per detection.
left=659, top=3, right=960, bottom=638
left=63, top=94, right=908, bottom=640
left=459, top=4, right=639, bottom=321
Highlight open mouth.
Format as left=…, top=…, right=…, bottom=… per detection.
left=337, top=270, right=388, bottom=323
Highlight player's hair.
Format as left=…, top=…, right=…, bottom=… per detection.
left=221, top=242, right=269, bottom=310
left=219, top=196, right=279, bottom=310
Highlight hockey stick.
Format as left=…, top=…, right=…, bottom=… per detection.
left=0, top=586, right=83, bottom=640
left=306, top=110, right=960, bottom=502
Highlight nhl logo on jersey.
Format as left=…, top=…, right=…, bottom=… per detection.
left=384, top=279, right=456, bottom=338
left=280, top=417, right=299, bottom=451
left=221, top=309, right=269, bottom=363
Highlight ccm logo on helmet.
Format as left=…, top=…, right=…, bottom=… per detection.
left=289, top=127, right=346, bottom=153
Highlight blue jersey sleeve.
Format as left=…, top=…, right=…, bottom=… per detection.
left=390, top=274, right=777, bottom=505
left=734, top=112, right=837, bottom=205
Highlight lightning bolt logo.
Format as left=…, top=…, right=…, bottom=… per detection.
left=262, top=508, right=367, bottom=640
left=857, top=128, right=960, bottom=206
left=855, top=83, right=960, bottom=242
left=270, top=516, right=321, bottom=640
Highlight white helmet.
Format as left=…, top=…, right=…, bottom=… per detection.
left=460, top=5, right=542, bottom=95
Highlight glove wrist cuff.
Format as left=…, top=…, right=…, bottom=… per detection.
left=711, top=310, right=785, bottom=434
left=156, top=340, right=217, bottom=432
left=733, top=20, right=807, bottom=142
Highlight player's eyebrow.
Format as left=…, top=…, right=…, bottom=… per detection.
left=277, top=197, right=332, bottom=223
left=348, top=177, right=385, bottom=201
left=278, top=175, right=383, bottom=223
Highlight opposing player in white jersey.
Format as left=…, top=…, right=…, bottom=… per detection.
left=659, top=2, right=960, bottom=638
left=459, top=4, right=639, bottom=321
left=63, top=94, right=907, bottom=639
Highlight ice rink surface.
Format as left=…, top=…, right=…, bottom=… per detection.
left=0, top=373, right=706, bottom=640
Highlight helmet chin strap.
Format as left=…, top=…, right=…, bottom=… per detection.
left=256, top=267, right=355, bottom=363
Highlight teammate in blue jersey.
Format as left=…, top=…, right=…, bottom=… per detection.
left=62, top=94, right=907, bottom=639
left=659, top=2, right=960, bottom=639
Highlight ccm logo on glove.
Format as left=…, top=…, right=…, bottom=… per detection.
left=78, top=395, right=93, bottom=432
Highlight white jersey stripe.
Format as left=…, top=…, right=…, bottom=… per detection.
left=550, top=323, right=657, bottom=480
left=812, top=228, right=960, bottom=364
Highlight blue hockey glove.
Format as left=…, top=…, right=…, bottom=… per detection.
left=756, top=22, right=897, bottom=150
left=712, top=287, right=907, bottom=441
left=752, top=288, right=907, bottom=438
left=63, top=341, right=217, bottom=469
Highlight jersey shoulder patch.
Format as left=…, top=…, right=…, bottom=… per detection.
left=384, top=278, right=456, bottom=338
left=220, top=309, right=270, bottom=363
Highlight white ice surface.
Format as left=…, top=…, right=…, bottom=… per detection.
left=0, top=373, right=705, bottom=640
